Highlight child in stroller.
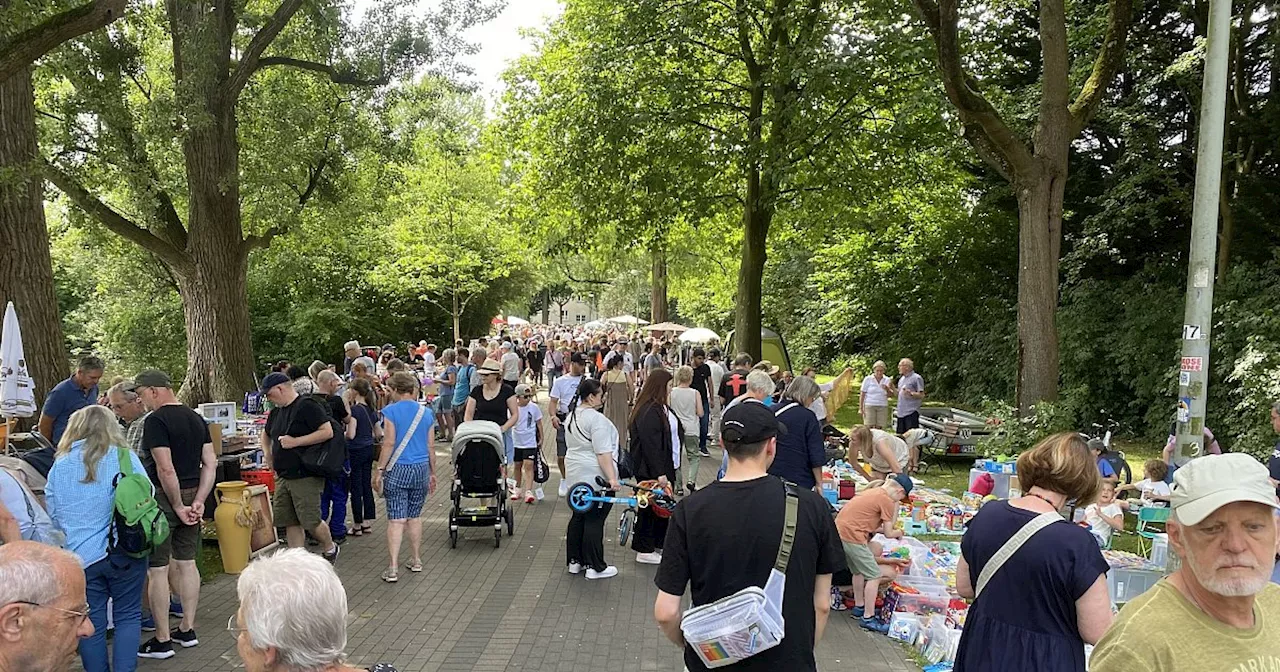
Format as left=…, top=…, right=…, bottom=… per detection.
left=449, top=420, right=516, bottom=548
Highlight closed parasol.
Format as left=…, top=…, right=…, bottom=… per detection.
left=0, top=302, right=37, bottom=418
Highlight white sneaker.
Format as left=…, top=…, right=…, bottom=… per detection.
left=567, top=562, right=582, bottom=575
left=636, top=552, right=662, bottom=565
left=557, top=481, right=569, bottom=497
left=535, top=487, right=545, bottom=501
left=586, top=566, right=618, bottom=580
left=509, top=487, right=521, bottom=501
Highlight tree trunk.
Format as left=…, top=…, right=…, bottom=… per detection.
left=0, top=67, right=68, bottom=409
left=540, top=287, right=550, bottom=325
left=452, top=290, right=460, bottom=346
left=650, top=245, right=668, bottom=324
left=734, top=165, right=769, bottom=361
left=173, top=247, right=255, bottom=405
left=1014, top=165, right=1064, bottom=414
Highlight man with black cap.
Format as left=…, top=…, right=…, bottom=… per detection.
left=654, top=403, right=845, bottom=672
left=257, top=372, right=339, bottom=564
left=134, top=369, right=216, bottom=659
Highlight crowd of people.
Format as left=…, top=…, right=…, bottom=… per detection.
left=3, top=330, right=1280, bottom=672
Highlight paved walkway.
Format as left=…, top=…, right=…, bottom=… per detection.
left=133, top=401, right=918, bottom=672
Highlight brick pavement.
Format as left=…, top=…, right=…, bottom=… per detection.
left=130, top=399, right=918, bottom=672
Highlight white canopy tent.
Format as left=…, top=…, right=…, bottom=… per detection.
left=679, top=327, right=721, bottom=343
left=606, top=315, right=650, bottom=326
left=506, top=316, right=530, bottom=326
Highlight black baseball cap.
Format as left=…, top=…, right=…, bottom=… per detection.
left=569, top=353, right=588, bottom=365
left=134, top=369, right=172, bottom=388
left=720, top=402, right=787, bottom=445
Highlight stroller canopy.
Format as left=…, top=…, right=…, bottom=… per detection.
left=452, top=420, right=506, bottom=463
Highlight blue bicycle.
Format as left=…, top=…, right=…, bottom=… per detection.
left=566, top=477, right=677, bottom=546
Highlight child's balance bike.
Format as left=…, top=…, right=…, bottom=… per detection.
left=565, top=477, right=677, bottom=546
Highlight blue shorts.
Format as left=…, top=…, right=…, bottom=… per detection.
left=384, top=462, right=430, bottom=520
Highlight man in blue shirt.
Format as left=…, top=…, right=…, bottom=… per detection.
left=26, top=355, right=105, bottom=477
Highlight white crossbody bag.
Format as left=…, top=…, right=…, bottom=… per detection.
left=975, top=511, right=1062, bottom=598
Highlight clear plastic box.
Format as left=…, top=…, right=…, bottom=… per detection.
left=1108, top=567, right=1162, bottom=604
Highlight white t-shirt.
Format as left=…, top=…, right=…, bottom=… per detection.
left=513, top=402, right=543, bottom=448
left=708, top=361, right=726, bottom=395
left=1086, top=502, right=1124, bottom=543
left=668, top=409, right=681, bottom=469
left=860, top=374, right=890, bottom=407
left=423, top=352, right=436, bottom=372
left=564, top=407, right=619, bottom=490
left=1134, top=478, right=1172, bottom=500
left=550, top=375, right=582, bottom=415
left=501, top=351, right=521, bottom=381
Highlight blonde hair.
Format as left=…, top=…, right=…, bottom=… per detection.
left=387, top=371, right=419, bottom=396
left=1016, top=432, right=1101, bottom=505
left=852, top=425, right=874, bottom=461
left=57, top=405, right=129, bottom=483
left=673, top=365, right=694, bottom=386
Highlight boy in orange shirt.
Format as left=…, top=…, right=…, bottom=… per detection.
left=835, top=474, right=913, bottom=632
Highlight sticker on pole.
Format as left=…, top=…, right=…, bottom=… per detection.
left=1177, top=397, right=1192, bottom=423
left=1180, top=357, right=1203, bottom=372
left=1179, top=371, right=1191, bottom=386
left=1182, top=324, right=1202, bottom=340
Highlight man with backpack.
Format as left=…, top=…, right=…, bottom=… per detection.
left=259, top=372, right=340, bottom=564
left=134, top=370, right=216, bottom=660
left=654, top=402, right=844, bottom=671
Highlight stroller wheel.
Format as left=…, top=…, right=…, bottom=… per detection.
left=504, top=507, right=515, bottom=536
left=450, top=529, right=457, bottom=549
left=566, top=482, right=595, bottom=513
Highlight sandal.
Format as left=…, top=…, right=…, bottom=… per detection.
left=352, top=528, right=363, bottom=537
left=406, top=560, right=423, bottom=573
left=360, top=525, right=372, bottom=534
left=381, top=568, right=398, bottom=583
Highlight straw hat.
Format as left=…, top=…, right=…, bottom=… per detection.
left=755, top=360, right=781, bottom=377
left=478, top=359, right=503, bottom=375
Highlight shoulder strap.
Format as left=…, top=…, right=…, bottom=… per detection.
left=774, top=402, right=799, bottom=417
left=384, top=404, right=426, bottom=471
left=773, top=484, right=800, bottom=574
left=974, top=512, right=1061, bottom=598
left=116, top=446, right=133, bottom=477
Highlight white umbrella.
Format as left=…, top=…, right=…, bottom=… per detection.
left=507, top=316, right=530, bottom=326
left=607, top=315, right=650, bottom=326
left=679, top=327, right=721, bottom=343
left=582, top=320, right=607, bottom=330
left=0, top=302, right=37, bottom=418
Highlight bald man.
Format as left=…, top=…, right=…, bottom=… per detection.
left=0, top=541, right=93, bottom=672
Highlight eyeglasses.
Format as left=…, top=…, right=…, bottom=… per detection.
left=15, top=600, right=90, bottom=625
left=227, top=614, right=248, bottom=639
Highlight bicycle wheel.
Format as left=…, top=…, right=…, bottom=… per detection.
left=618, top=508, right=635, bottom=547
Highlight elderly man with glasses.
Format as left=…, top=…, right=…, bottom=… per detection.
left=0, top=541, right=95, bottom=672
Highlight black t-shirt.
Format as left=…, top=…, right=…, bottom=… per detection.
left=266, top=396, right=330, bottom=479
left=655, top=476, right=845, bottom=672
left=718, top=368, right=751, bottom=403
left=469, top=384, right=515, bottom=425
left=691, top=363, right=712, bottom=401
left=319, top=394, right=349, bottom=425
left=141, top=404, right=211, bottom=489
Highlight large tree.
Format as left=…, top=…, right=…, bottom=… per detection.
left=41, top=0, right=488, bottom=403
left=911, top=0, right=1134, bottom=412
left=0, top=0, right=124, bottom=406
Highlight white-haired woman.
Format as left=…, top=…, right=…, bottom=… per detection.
left=859, top=360, right=892, bottom=429
left=232, top=548, right=398, bottom=672
left=45, top=404, right=149, bottom=672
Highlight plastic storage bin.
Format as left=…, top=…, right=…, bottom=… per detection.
left=1108, top=567, right=1162, bottom=604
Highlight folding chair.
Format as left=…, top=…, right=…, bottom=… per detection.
left=1135, top=506, right=1171, bottom=556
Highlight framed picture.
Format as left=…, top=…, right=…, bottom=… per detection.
left=247, top=484, right=278, bottom=558
left=197, top=402, right=238, bottom=436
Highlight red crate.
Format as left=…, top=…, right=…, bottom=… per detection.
left=241, top=469, right=275, bottom=493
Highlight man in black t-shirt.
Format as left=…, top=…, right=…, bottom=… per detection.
left=316, top=370, right=354, bottom=543
left=134, top=369, right=216, bottom=659
left=655, top=402, right=845, bottom=672
left=259, top=373, right=339, bottom=564
left=689, top=348, right=713, bottom=457
left=717, top=353, right=754, bottom=407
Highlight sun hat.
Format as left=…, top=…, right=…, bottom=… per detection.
left=479, top=359, right=503, bottom=375
left=1170, top=453, right=1280, bottom=526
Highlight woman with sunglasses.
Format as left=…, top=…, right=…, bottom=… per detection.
left=465, top=359, right=520, bottom=491
left=45, top=404, right=150, bottom=671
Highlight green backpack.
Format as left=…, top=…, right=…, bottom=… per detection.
left=110, top=447, right=170, bottom=558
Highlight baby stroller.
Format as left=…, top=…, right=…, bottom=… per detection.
left=449, top=421, right=515, bottom=548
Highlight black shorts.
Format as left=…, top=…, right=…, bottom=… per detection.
left=513, top=447, right=539, bottom=463
left=896, top=410, right=921, bottom=434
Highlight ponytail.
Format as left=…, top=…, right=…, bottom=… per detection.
left=568, top=378, right=603, bottom=437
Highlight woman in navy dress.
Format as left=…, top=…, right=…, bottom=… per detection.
left=955, top=433, right=1114, bottom=671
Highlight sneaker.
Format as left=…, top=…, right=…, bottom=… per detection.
left=534, top=487, right=545, bottom=501
left=850, top=607, right=865, bottom=619
left=510, top=488, right=521, bottom=501
left=698, top=448, right=711, bottom=457
left=171, top=628, right=198, bottom=648
left=859, top=617, right=889, bottom=634
left=558, top=481, right=569, bottom=497
left=381, top=568, right=398, bottom=583
left=567, top=562, right=583, bottom=575
left=138, top=638, right=175, bottom=659
left=586, top=566, right=618, bottom=580
left=525, top=492, right=536, bottom=504
left=635, top=552, right=662, bottom=565
left=168, top=598, right=183, bottom=618
left=323, top=544, right=340, bottom=565
left=140, top=614, right=156, bottom=632
left=686, top=481, right=697, bottom=493
left=830, top=587, right=847, bottom=611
